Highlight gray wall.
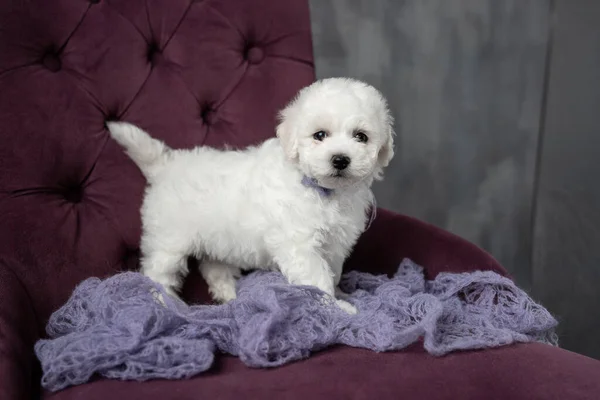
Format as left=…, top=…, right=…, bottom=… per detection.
left=310, top=0, right=600, bottom=359
left=532, top=0, right=600, bottom=360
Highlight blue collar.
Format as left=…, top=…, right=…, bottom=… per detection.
left=301, top=176, right=333, bottom=197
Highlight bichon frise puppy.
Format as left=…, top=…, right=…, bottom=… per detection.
left=107, top=77, right=394, bottom=314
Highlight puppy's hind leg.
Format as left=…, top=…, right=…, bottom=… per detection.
left=199, top=260, right=241, bottom=303
left=141, top=250, right=188, bottom=299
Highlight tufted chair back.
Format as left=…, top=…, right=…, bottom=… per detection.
left=0, top=0, right=314, bottom=331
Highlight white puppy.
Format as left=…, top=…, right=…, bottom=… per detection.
left=107, top=77, right=394, bottom=314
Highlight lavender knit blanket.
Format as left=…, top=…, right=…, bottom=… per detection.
left=35, top=259, right=558, bottom=392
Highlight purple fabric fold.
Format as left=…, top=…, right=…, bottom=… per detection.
left=35, top=259, right=558, bottom=392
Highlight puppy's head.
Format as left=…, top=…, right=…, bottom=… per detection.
left=276, top=78, right=394, bottom=189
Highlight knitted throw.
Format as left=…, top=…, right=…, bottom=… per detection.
left=35, top=259, right=558, bottom=392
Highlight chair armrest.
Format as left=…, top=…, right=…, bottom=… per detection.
left=346, top=208, right=508, bottom=279
left=0, top=262, right=39, bottom=400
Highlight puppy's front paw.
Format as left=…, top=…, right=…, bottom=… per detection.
left=209, top=285, right=237, bottom=304
left=162, top=286, right=185, bottom=304
left=336, top=299, right=357, bottom=315
left=335, top=287, right=351, bottom=300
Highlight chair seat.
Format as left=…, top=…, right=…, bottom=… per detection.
left=46, top=343, right=600, bottom=400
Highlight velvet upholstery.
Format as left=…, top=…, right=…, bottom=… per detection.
left=0, top=1, right=599, bottom=399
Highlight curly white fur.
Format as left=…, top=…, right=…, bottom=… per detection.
left=107, top=77, right=394, bottom=314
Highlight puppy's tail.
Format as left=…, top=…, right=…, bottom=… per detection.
left=107, top=121, right=170, bottom=180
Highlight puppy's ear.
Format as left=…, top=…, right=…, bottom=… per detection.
left=378, top=118, right=395, bottom=168
left=276, top=108, right=299, bottom=162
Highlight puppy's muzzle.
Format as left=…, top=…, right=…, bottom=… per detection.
left=331, top=154, right=351, bottom=170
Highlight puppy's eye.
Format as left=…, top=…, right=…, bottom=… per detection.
left=313, top=131, right=327, bottom=141
left=354, top=131, right=368, bottom=143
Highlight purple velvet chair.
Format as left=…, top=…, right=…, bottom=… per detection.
left=1, top=1, right=599, bottom=399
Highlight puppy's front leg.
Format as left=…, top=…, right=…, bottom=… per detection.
left=327, top=243, right=353, bottom=301
left=273, top=246, right=357, bottom=314
left=329, top=252, right=346, bottom=288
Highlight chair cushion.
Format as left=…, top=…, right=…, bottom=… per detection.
left=45, top=343, right=600, bottom=400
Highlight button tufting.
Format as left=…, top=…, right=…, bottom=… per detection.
left=104, top=111, right=120, bottom=126
left=42, top=52, right=61, bottom=72
left=245, top=46, right=265, bottom=64
left=147, top=42, right=161, bottom=64
left=200, top=106, right=215, bottom=125
left=122, top=248, right=140, bottom=270
left=62, top=185, right=83, bottom=204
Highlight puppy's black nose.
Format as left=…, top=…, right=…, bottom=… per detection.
left=331, top=154, right=351, bottom=170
